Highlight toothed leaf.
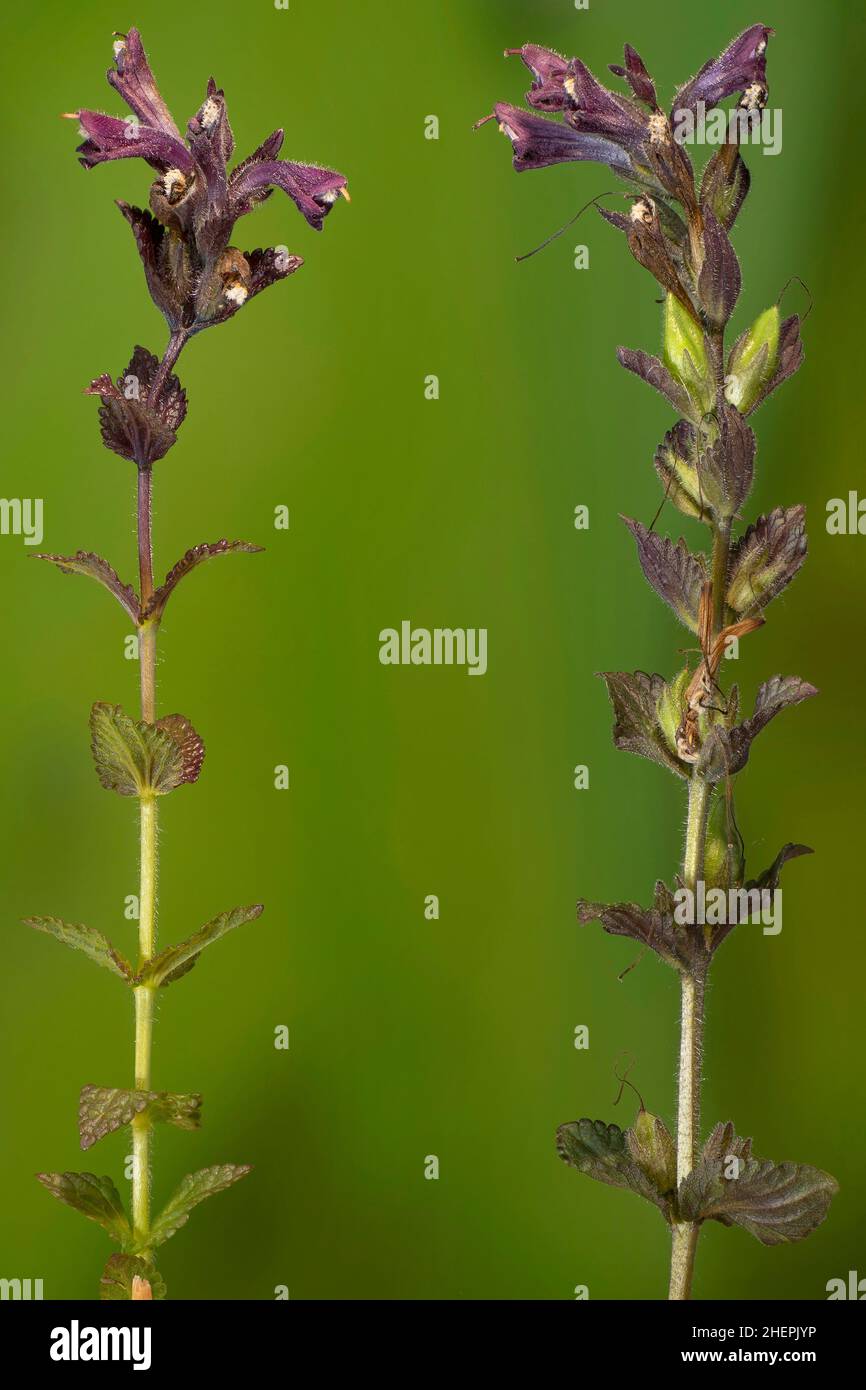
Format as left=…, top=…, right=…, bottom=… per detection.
left=36, top=1171, right=131, bottom=1245
left=556, top=1118, right=669, bottom=1214
left=22, top=916, right=132, bottom=980
left=137, top=904, right=264, bottom=987
left=100, top=1253, right=166, bottom=1301
left=148, top=1164, right=252, bottom=1248
left=31, top=551, right=140, bottom=623
left=143, top=539, right=264, bottom=621
left=90, top=702, right=204, bottom=796
left=78, top=1085, right=203, bottom=1150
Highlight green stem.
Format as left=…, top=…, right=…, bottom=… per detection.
left=669, top=775, right=711, bottom=1301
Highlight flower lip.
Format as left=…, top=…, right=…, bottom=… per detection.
left=483, top=100, right=635, bottom=177
left=672, top=23, right=774, bottom=117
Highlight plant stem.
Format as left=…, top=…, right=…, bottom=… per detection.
left=669, top=775, right=711, bottom=1300
left=129, top=331, right=186, bottom=1265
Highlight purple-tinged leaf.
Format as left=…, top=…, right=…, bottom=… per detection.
left=678, top=1149, right=838, bottom=1245
left=143, top=539, right=264, bottom=621
left=746, top=843, right=813, bottom=893
left=598, top=670, right=688, bottom=777
left=31, top=550, right=141, bottom=623
left=749, top=314, right=804, bottom=414
left=137, top=904, right=264, bottom=988
left=148, top=1164, right=252, bottom=1248
left=36, top=1172, right=131, bottom=1246
left=616, top=349, right=692, bottom=418
left=727, top=504, right=807, bottom=612
left=701, top=676, right=818, bottom=780
left=621, top=517, right=707, bottom=631
left=698, top=209, right=741, bottom=328
left=90, top=703, right=205, bottom=796
left=100, top=1253, right=166, bottom=1301
left=85, top=346, right=187, bottom=467
left=22, top=916, right=132, bottom=980
left=653, top=419, right=710, bottom=519
left=701, top=1122, right=753, bottom=1167
left=700, top=146, right=751, bottom=231
left=116, top=202, right=185, bottom=330
left=703, top=403, right=755, bottom=518
left=578, top=880, right=703, bottom=973
left=79, top=1085, right=202, bottom=1150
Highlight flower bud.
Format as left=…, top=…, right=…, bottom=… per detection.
left=627, top=1109, right=677, bottom=1195
left=657, top=667, right=690, bottom=757
left=663, top=294, right=714, bottom=416
left=704, top=791, right=745, bottom=890
left=724, top=305, right=779, bottom=413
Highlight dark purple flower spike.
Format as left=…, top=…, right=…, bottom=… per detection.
left=67, top=28, right=348, bottom=336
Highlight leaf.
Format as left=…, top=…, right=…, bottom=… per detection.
left=598, top=671, right=687, bottom=777
left=700, top=146, right=751, bottom=231
left=616, top=347, right=693, bottom=419
left=678, top=1135, right=838, bottom=1245
left=143, top=539, right=264, bottom=622
left=726, top=675, right=818, bottom=773
left=85, top=345, right=187, bottom=467
left=556, top=1119, right=669, bottom=1215
left=653, top=419, right=709, bottom=521
left=727, top=505, right=807, bottom=613
left=748, top=314, right=804, bottom=414
left=702, top=402, right=755, bottom=518
left=137, top=904, right=264, bottom=987
left=578, top=880, right=704, bottom=972
left=79, top=1085, right=203, bottom=1150
left=90, top=702, right=205, bottom=796
left=31, top=551, right=141, bottom=623
left=36, top=1171, right=132, bottom=1246
left=22, top=916, right=132, bottom=980
left=746, top=842, right=813, bottom=893
left=100, top=1252, right=166, bottom=1301
left=627, top=1110, right=677, bottom=1196
left=621, top=517, right=707, bottom=631
left=698, top=208, right=741, bottom=328
left=148, top=1164, right=252, bottom=1248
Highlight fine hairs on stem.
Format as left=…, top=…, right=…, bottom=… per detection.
left=25, top=28, right=347, bottom=1299
left=480, top=25, right=838, bottom=1297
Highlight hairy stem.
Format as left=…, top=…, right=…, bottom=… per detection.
left=669, top=775, right=711, bottom=1300
left=129, top=331, right=186, bottom=1268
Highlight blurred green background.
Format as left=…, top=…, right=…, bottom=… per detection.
left=2, top=0, right=864, bottom=1300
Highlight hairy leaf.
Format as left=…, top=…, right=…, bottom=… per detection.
left=627, top=1110, right=677, bottom=1197
left=138, top=904, right=264, bottom=987
left=100, top=1252, right=166, bottom=1301
left=679, top=1147, right=838, bottom=1245
left=700, top=146, right=751, bottom=231
left=747, top=842, right=813, bottom=893
left=578, top=880, right=704, bottom=972
left=727, top=505, right=807, bottom=612
left=653, top=419, right=710, bottom=521
left=621, top=517, right=707, bottom=631
left=79, top=1085, right=203, bottom=1149
left=148, top=1164, right=252, bottom=1247
left=698, top=209, right=741, bottom=328
left=598, top=671, right=687, bottom=777
left=31, top=551, right=141, bottom=623
left=557, top=1119, right=669, bottom=1214
left=85, top=345, right=187, bottom=467
left=727, top=675, right=818, bottom=771
left=701, top=402, right=755, bottom=518
left=36, top=1171, right=131, bottom=1245
left=22, top=916, right=132, bottom=980
left=143, top=539, right=264, bottom=621
left=616, top=347, right=693, bottom=418
left=748, top=314, right=804, bottom=414
left=90, top=702, right=205, bottom=796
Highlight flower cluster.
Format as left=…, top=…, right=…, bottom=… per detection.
left=68, top=29, right=349, bottom=338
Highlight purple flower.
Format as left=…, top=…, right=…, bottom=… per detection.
left=68, top=29, right=349, bottom=334
left=673, top=25, right=773, bottom=117
left=477, top=102, right=634, bottom=177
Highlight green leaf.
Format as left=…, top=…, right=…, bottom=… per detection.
left=149, top=1164, right=252, bottom=1248
left=22, top=916, right=132, bottom=980
left=627, top=1111, right=677, bottom=1197
left=100, top=1253, right=166, bottom=1301
left=556, top=1118, right=669, bottom=1215
left=36, top=1171, right=132, bottom=1246
left=90, top=702, right=204, bottom=796
left=79, top=1085, right=203, bottom=1149
left=678, top=1140, right=838, bottom=1245
left=138, top=904, right=264, bottom=987
left=143, top=540, right=264, bottom=622
left=31, top=551, right=141, bottom=623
